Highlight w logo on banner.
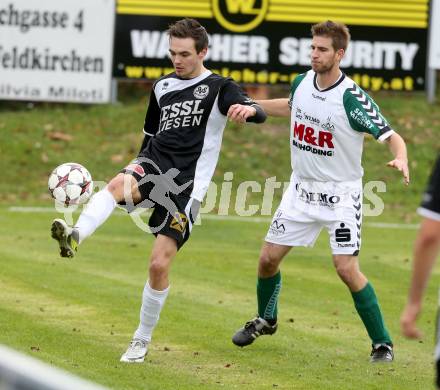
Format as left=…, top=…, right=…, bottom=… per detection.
left=212, top=0, right=269, bottom=32
left=224, top=0, right=261, bottom=13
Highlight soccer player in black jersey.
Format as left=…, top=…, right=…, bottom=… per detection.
left=51, top=18, right=266, bottom=363
left=401, top=155, right=440, bottom=387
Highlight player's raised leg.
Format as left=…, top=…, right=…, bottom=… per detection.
left=121, top=234, right=177, bottom=363
left=332, top=254, right=393, bottom=362
left=51, top=219, right=80, bottom=258
left=232, top=242, right=290, bottom=346
left=51, top=173, right=141, bottom=258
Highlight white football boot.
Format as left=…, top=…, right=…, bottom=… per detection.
left=120, top=339, right=149, bottom=363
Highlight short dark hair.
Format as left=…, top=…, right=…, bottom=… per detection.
left=167, top=18, right=209, bottom=53
left=311, top=20, right=350, bottom=51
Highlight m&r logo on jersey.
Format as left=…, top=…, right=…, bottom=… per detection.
left=292, top=121, right=334, bottom=157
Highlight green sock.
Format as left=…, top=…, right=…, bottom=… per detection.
left=257, top=272, right=281, bottom=323
left=351, top=282, right=392, bottom=345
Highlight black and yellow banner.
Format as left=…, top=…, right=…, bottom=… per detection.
left=113, top=0, right=429, bottom=91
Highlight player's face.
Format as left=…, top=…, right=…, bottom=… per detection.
left=169, top=37, right=207, bottom=79
left=310, top=35, right=344, bottom=74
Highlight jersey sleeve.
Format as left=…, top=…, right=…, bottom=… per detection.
left=217, top=78, right=266, bottom=123
left=343, top=84, right=394, bottom=142
left=288, top=72, right=307, bottom=109
left=139, top=87, right=161, bottom=153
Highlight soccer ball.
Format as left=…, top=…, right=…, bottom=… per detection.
left=48, top=163, right=93, bottom=206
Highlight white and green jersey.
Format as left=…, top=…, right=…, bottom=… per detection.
left=288, top=70, right=394, bottom=182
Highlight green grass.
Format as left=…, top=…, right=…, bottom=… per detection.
left=0, top=208, right=437, bottom=389
left=0, top=88, right=439, bottom=388
left=1, top=90, right=439, bottom=222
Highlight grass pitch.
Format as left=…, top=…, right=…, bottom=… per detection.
left=0, top=207, right=437, bottom=389
left=1, top=86, right=439, bottom=389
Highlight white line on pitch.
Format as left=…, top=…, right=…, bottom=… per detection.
left=6, top=206, right=420, bottom=230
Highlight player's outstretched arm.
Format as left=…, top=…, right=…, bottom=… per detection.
left=255, top=98, right=290, bottom=117
left=227, top=104, right=266, bottom=124
left=400, top=217, right=440, bottom=339
left=219, top=80, right=267, bottom=124
left=385, top=132, right=410, bottom=185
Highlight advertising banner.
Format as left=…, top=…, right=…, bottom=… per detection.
left=113, top=0, right=429, bottom=91
left=0, top=0, right=115, bottom=103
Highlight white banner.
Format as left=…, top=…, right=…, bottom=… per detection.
left=429, top=0, right=440, bottom=69
left=0, top=0, right=115, bottom=103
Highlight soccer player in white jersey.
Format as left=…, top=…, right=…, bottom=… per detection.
left=401, top=155, right=440, bottom=386
left=232, top=20, right=409, bottom=362
left=50, top=18, right=266, bottom=363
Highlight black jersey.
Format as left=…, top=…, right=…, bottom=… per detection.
left=138, top=70, right=266, bottom=201
left=419, top=154, right=440, bottom=220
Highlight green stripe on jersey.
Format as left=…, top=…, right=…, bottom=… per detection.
left=343, top=84, right=391, bottom=139
left=289, top=73, right=307, bottom=105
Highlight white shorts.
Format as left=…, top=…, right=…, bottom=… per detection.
left=265, top=176, right=363, bottom=255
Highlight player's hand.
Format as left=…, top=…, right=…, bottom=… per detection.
left=387, top=158, right=410, bottom=185
left=227, top=104, right=257, bottom=123
left=400, top=302, right=422, bottom=339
